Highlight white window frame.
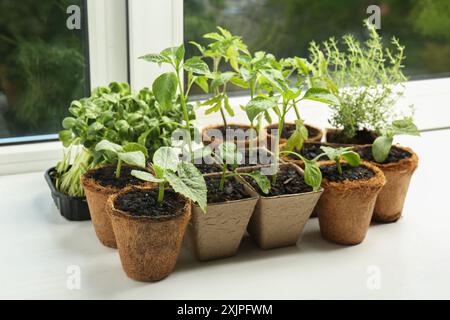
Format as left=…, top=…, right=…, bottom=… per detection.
left=1, top=0, right=450, bottom=176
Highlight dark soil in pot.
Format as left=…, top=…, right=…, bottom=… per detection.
left=185, top=174, right=259, bottom=261
left=108, top=187, right=191, bottom=282
left=205, top=175, right=250, bottom=203
left=326, top=128, right=378, bottom=145
left=81, top=165, right=150, bottom=248
left=242, top=163, right=323, bottom=249
left=267, top=123, right=322, bottom=141
left=284, top=143, right=330, bottom=163
left=244, top=166, right=313, bottom=196
left=356, top=145, right=418, bottom=223
left=315, top=161, right=386, bottom=245
left=193, top=156, right=223, bottom=174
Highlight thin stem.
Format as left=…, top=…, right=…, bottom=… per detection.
left=116, top=159, right=122, bottom=179
left=176, top=68, right=193, bottom=154
left=336, top=159, right=343, bottom=175
left=293, top=104, right=301, bottom=120
left=157, top=182, right=165, bottom=203
left=219, top=105, right=228, bottom=128
left=219, top=165, right=227, bottom=191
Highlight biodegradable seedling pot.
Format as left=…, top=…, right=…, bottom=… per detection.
left=45, top=167, right=91, bottom=221
left=266, top=123, right=323, bottom=151
left=357, top=145, right=419, bottom=223
left=202, top=123, right=267, bottom=149
left=81, top=165, right=149, bottom=248
left=107, top=187, right=191, bottom=282
left=184, top=175, right=259, bottom=261
left=325, top=128, right=378, bottom=145
left=315, top=161, right=386, bottom=245
left=242, top=163, right=323, bottom=249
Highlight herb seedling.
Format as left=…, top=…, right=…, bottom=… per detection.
left=131, top=147, right=207, bottom=212
left=320, top=146, right=361, bottom=175
left=279, top=150, right=323, bottom=191
left=140, top=45, right=210, bottom=154
left=94, top=140, right=148, bottom=178
left=372, top=117, right=420, bottom=163
left=192, top=27, right=249, bottom=128
left=215, top=143, right=271, bottom=195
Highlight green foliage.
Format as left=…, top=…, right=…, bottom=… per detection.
left=308, top=21, right=407, bottom=139
left=131, top=147, right=207, bottom=212
left=372, top=117, right=420, bottom=163
left=320, top=146, right=360, bottom=175
left=279, top=150, right=323, bottom=191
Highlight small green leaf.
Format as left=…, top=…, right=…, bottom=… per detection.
left=302, top=88, right=340, bottom=105
left=372, top=136, right=394, bottom=163
left=247, top=171, right=271, bottom=194
left=62, top=117, right=76, bottom=129
left=223, top=96, right=234, bottom=117
left=59, top=130, right=73, bottom=147
left=175, top=44, right=185, bottom=64
left=285, top=121, right=309, bottom=152
left=118, top=151, right=146, bottom=168
left=195, top=76, right=209, bottom=93
left=95, top=140, right=123, bottom=153
left=123, top=142, right=148, bottom=158
left=391, top=118, right=420, bottom=136
left=131, top=170, right=164, bottom=183
left=153, top=72, right=178, bottom=110
left=303, top=160, right=322, bottom=191
left=184, top=57, right=210, bottom=75
left=139, top=53, right=170, bottom=65
left=245, top=96, right=277, bottom=123
left=342, top=151, right=361, bottom=167
left=153, top=147, right=180, bottom=171
left=166, top=162, right=207, bottom=213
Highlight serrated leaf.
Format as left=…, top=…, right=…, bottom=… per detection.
left=153, top=72, right=177, bottom=111
left=118, top=151, right=146, bottom=168
left=153, top=147, right=180, bottom=171
left=166, top=163, right=207, bottom=213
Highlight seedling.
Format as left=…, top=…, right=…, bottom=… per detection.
left=279, top=150, right=323, bottom=191
left=192, top=27, right=249, bottom=128
left=372, top=117, right=420, bottom=163
left=131, top=147, right=207, bottom=212
left=215, top=143, right=271, bottom=195
left=320, top=146, right=361, bottom=175
left=94, top=140, right=147, bottom=178
left=140, top=45, right=211, bottom=154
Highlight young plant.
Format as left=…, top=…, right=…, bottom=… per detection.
left=215, top=143, right=271, bottom=195
left=131, top=147, right=207, bottom=212
left=308, top=20, right=407, bottom=139
left=320, top=146, right=361, bottom=175
left=279, top=150, right=323, bottom=191
left=94, top=140, right=147, bottom=178
left=139, top=45, right=210, bottom=154
left=192, top=27, right=249, bottom=128
left=372, top=117, right=420, bottom=163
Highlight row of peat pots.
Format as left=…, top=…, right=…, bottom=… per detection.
left=44, top=123, right=419, bottom=282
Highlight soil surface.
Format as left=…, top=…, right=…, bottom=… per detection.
left=320, top=164, right=375, bottom=182
left=205, top=124, right=255, bottom=143
left=194, top=156, right=223, bottom=174
left=327, top=129, right=377, bottom=144
left=286, top=143, right=330, bottom=161
left=85, top=165, right=147, bottom=189
left=115, top=188, right=185, bottom=217
left=226, top=148, right=274, bottom=170
left=205, top=175, right=250, bottom=203
left=357, top=145, right=412, bottom=164
left=244, top=166, right=313, bottom=196
left=268, top=123, right=319, bottom=140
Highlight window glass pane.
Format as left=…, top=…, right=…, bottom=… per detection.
left=0, top=0, right=89, bottom=144
left=185, top=0, right=450, bottom=95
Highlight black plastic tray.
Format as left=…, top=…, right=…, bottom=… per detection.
left=44, top=167, right=91, bottom=221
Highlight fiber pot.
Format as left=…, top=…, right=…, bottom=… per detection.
left=107, top=187, right=191, bottom=282
left=326, top=128, right=378, bottom=145
left=243, top=163, right=323, bottom=249
left=266, top=123, right=323, bottom=151
left=184, top=175, right=259, bottom=261
left=358, top=145, right=419, bottom=223
left=202, top=123, right=266, bottom=149
left=315, top=161, right=386, bottom=245
left=45, top=167, right=90, bottom=221
left=80, top=165, right=149, bottom=248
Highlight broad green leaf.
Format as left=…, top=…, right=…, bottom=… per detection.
left=303, top=160, right=322, bottom=191
left=372, top=136, right=394, bottom=163
left=320, top=146, right=342, bottom=162
left=195, top=76, right=209, bottom=93
left=211, top=72, right=235, bottom=91
left=184, top=57, right=210, bottom=75
left=95, top=140, right=123, bottom=153
left=166, top=162, right=207, bottom=213
left=123, top=142, right=148, bottom=158
left=302, top=88, right=340, bottom=105
left=153, top=146, right=180, bottom=171
left=175, top=44, right=185, bottom=65
left=230, top=76, right=249, bottom=88
left=131, top=170, right=164, bottom=183
left=245, top=96, right=277, bottom=123
left=342, top=151, right=361, bottom=167
left=247, top=171, right=271, bottom=194
left=153, top=72, right=177, bottom=110
left=118, top=151, right=146, bottom=168
left=139, top=53, right=170, bottom=65
left=62, top=117, right=76, bottom=129
left=59, top=130, right=73, bottom=148
left=259, top=69, right=287, bottom=91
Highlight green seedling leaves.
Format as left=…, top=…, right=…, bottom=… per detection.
left=303, top=159, right=323, bottom=191
left=320, top=146, right=360, bottom=175
left=59, top=130, right=73, bottom=148
left=184, top=57, right=210, bottom=75
left=123, top=142, right=148, bottom=158
left=95, top=140, right=123, bottom=153
left=372, top=136, right=394, bottom=163
left=245, top=96, right=277, bottom=124
left=285, top=120, right=309, bottom=152
left=245, top=171, right=270, bottom=194
left=131, top=170, right=164, bottom=183
left=117, top=151, right=146, bottom=168
left=153, top=72, right=177, bottom=111
left=153, top=146, right=180, bottom=172
left=301, top=88, right=340, bottom=105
